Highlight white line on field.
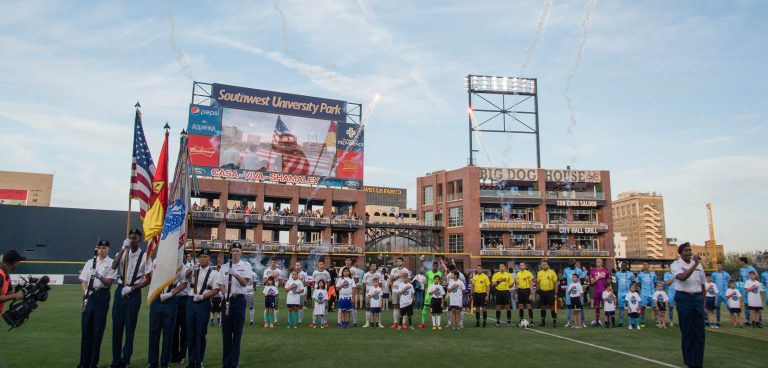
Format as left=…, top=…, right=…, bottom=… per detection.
left=463, top=312, right=680, bottom=368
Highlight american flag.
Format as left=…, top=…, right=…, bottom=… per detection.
left=130, top=108, right=156, bottom=219
left=271, top=116, right=309, bottom=175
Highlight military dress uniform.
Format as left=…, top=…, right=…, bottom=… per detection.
left=171, top=259, right=192, bottom=364
left=79, top=240, right=117, bottom=368
left=148, top=259, right=186, bottom=368
left=111, top=243, right=148, bottom=368
left=217, top=244, right=252, bottom=368
left=186, top=248, right=220, bottom=368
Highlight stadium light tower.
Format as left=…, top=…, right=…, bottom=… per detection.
left=464, top=75, right=540, bottom=168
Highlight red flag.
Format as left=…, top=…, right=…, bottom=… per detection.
left=143, top=129, right=170, bottom=260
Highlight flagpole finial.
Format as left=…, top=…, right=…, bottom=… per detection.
left=164, top=122, right=171, bottom=131
left=135, top=101, right=141, bottom=109
left=180, top=129, right=187, bottom=136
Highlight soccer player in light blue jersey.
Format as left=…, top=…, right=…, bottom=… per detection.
left=663, top=268, right=676, bottom=326
left=636, top=262, right=657, bottom=328
left=615, top=262, right=635, bottom=327
left=711, top=260, right=730, bottom=325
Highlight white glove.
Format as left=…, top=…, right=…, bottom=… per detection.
left=122, top=239, right=131, bottom=249
left=194, top=294, right=204, bottom=302
left=121, top=286, right=132, bottom=296
left=160, top=292, right=172, bottom=302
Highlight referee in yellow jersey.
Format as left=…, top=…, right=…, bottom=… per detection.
left=536, top=260, right=559, bottom=327
left=516, top=262, right=534, bottom=324
left=471, top=264, right=491, bottom=327
left=491, top=263, right=514, bottom=327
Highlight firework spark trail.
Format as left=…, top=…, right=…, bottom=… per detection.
left=273, top=1, right=290, bottom=55
left=564, top=0, right=597, bottom=165
left=468, top=108, right=494, bottom=165
left=520, top=0, right=554, bottom=77
left=499, top=0, right=553, bottom=167
left=166, top=0, right=195, bottom=80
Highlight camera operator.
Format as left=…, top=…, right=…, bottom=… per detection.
left=0, top=250, right=27, bottom=313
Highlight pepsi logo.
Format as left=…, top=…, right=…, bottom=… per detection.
left=191, top=106, right=200, bottom=115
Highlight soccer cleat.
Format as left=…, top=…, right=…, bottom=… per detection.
left=323, top=322, right=329, bottom=328
left=402, top=323, right=407, bottom=329
left=495, top=322, right=500, bottom=328
left=564, top=322, right=572, bottom=328
left=640, top=323, right=646, bottom=328
left=410, top=326, right=415, bottom=330
left=432, top=326, right=437, bottom=330
left=417, top=323, right=426, bottom=329
left=391, top=323, right=398, bottom=329
left=264, top=323, right=269, bottom=328
left=628, top=325, right=633, bottom=330
left=309, top=322, right=315, bottom=328
left=437, top=326, right=443, bottom=330
left=362, top=323, right=370, bottom=328
left=397, top=325, right=402, bottom=330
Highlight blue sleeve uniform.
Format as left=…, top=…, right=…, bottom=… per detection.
left=616, top=271, right=635, bottom=308
left=711, top=271, right=730, bottom=302
left=637, top=272, right=657, bottom=307
left=663, top=272, right=676, bottom=307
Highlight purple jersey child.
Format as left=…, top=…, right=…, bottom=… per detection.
left=589, top=259, right=610, bottom=323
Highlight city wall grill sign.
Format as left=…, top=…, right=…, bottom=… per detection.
left=479, top=168, right=601, bottom=183
left=559, top=227, right=599, bottom=234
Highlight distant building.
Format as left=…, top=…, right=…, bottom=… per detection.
left=0, top=171, right=54, bottom=207
left=664, top=237, right=679, bottom=259
left=363, top=186, right=407, bottom=208
left=691, top=240, right=724, bottom=266
left=614, top=232, right=627, bottom=258
left=612, top=192, right=667, bottom=259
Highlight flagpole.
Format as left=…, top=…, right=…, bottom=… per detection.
left=124, top=102, right=141, bottom=288
left=310, top=144, right=327, bottom=176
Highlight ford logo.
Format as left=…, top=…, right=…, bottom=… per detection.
left=345, top=180, right=360, bottom=187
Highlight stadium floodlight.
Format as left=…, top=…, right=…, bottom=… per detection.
left=464, top=75, right=536, bottom=95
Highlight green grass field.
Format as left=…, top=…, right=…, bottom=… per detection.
left=1, top=285, right=767, bottom=367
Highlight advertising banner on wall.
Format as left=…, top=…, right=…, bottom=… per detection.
left=187, top=83, right=362, bottom=187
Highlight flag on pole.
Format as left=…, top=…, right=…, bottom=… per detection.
left=311, top=121, right=337, bottom=176
left=143, top=128, right=170, bottom=260
left=130, top=108, right=156, bottom=219
left=271, top=116, right=310, bottom=175
left=147, top=133, right=191, bottom=304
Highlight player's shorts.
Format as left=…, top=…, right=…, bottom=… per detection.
left=473, top=292, right=488, bottom=307
left=287, top=303, right=301, bottom=309
left=706, top=297, right=716, bottom=311
left=655, top=301, right=667, bottom=310
left=517, top=288, right=531, bottom=305
left=430, top=298, right=443, bottom=314
left=211, top=296, right=222, bottom=313
left=640, top=294, right=654, bottom=307
left=569, top=299, right=582, bottom=310
left=748, top=306, right=763, bottom=312
left=392, top=292, right=401, bottom=305
left=338, top=297, right=354, bottom=311
left=382, top=293, right=390, bottom=300
left=628, top=312, right=640, bottom=318
left=605, top=310, right=615, bottom=316
left=246, top=294, right=254, bottom=309
left=400, top=304, right=413, bottom=316
left=264, top=295, right=277, bottom=309
left=539, top=290, right=555, bottom=307
left=495, top=290, right=511, bottom=306
left=729, top=307, right=741, bottom=314
left=449, top=305, right=462, bottom=311
left=369, top=307, right=381, bottom=314
left=618, top=292, right=628, bottom=308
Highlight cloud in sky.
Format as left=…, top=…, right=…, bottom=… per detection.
left=0, top=0, right=767, bottom=252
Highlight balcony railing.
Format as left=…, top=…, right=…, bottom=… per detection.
left=262, top=215, right=297, bottom=226
left=546, top=222, right=609, bottom=232
left=331, top=218, right=363, bottom=228
left=184, top=240, right=224, bottom=250
left=225, top=212, right=260, bottom=222
left=480, top=220, right=544, bottom=231
left=546, top=191, right=606, bottom=200
left=191, top=211, right=225, bottom=220
left=260, top=242, right=296, bottom=253
left=480, top=248, right=545, bottom=257
left=479, top=190, right=541, bottom=199
left=297, top=217, right=331, bottom=227
left=547, top=249, right=610, bottom=257
left=332, top=243, right=363, bottom=254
